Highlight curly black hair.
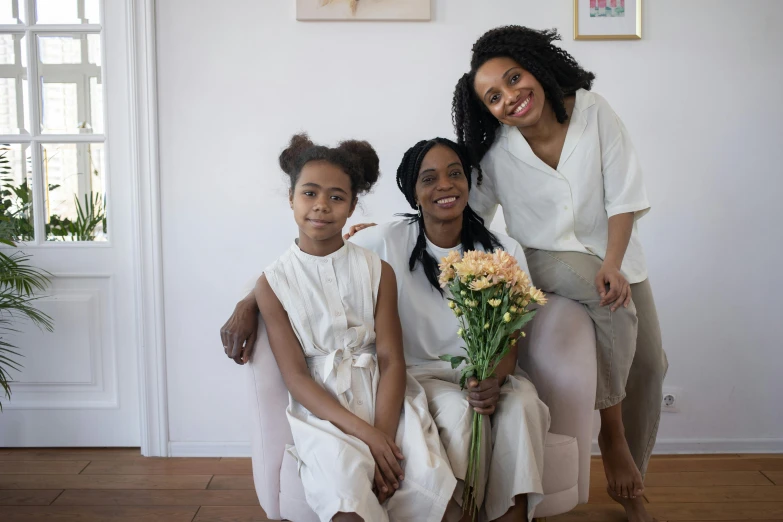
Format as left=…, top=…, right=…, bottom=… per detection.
left=279, top=133, right=380, bottom=197
left=452, top=26, right=596, bottom=172
left=395, top=137, right=503, bottom=293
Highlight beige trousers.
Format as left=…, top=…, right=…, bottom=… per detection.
left=408, top=366, right=549, bottom=522
left=524, top=249, right=668, bottom=475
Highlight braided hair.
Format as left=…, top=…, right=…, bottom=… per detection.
left=279, top=133, right=380, bottom=197
left=452, top=26, right=596, bottom=172
left=396, top=138, right=503, bottom=293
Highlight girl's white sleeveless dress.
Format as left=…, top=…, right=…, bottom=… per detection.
left=264, top=241, right=456, bottom=522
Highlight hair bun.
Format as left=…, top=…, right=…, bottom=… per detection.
left=338, top=140, right=380, bottom=192
left=279, top=133, right=315, bottom=175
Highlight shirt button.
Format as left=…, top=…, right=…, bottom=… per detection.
left=335, top=311, right=341, bottom=317
left=358, top=399, right=364, bottom=405
left=327, top=278, right=333, bottom=283
left=564, top=205, right=569, bottom=210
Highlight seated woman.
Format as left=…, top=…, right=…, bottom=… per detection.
left=224, top=137, right=549, bottom=522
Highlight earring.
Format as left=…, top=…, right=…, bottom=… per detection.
left=417, top=205, right=422, bottom=218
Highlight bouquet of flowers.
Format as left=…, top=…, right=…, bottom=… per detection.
left=438, top=250, right=546, bottom=519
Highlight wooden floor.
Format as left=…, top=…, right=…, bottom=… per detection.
left=0, top=450, right=781, bottom=521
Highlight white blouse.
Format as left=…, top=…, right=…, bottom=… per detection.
left=469, top=88, right=651, bottom=283
left=351, top=220, right=530, bottom=367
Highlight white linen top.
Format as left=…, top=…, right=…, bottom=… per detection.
left=264, top=241, right=382, bottom=419
left=469, top=88, right=651, bottom=283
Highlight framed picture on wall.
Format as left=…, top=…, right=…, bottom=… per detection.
left=573, top=0, right=642, bottom=40
left=297, top=0, right=431, bottom=21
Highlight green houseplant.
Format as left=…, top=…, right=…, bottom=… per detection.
left=0, top=213, right=53, bottom=410
left=0, top=146, right=53, bottom=410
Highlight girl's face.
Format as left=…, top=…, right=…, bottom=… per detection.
left=415, top=145, right=469, bottom=224
left=290, top=160, right=356, bottom=245
left=473, top=56, right=547, bottom=128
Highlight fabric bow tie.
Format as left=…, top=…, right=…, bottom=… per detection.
left=323, top=326, right=375, bottom=396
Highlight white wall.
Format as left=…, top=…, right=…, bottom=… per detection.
left=155, top=0, right=783, bottom=456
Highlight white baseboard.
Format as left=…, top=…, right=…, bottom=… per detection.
left=591, top=438, right=783, bottom=455
left=169, top=439, right=783, bottom=458
left=168, top=441, right=252, bottom=457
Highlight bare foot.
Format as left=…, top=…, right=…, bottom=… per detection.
left=598, top=430, right=644, bottom=499
left=607, top=488, right=657, bottom=522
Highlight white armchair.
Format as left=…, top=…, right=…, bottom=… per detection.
left=245, top=293, right=596, bottom=520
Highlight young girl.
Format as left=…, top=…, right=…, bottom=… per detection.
left=255, top=134, right=456, bottom=522
left=452, top=26, right=667, bottom=522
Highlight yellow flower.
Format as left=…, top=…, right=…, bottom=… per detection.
left=488, top=298, right=502, bottom=307
left=457, top=327, right=464, bottom=338
left=484, top=322, right=490, bottom=329
left=465, top=299, right=477, bottom=307
left=503, top=312, right=512, bottom=323
left=460, top=290, right=467, bottom=296
left=529, top=287, right=547, bottom=305
left=448, top=301, right=456, bottom=309
left=470, top=277, right=494, bottom=291
left=509, top=305, right=518, bottom=313
left=437, top=250, right=461, bottom=287
left=510, top=337, right=517, bottom=346
left=520, top=331, right=526, bottom=337
left=455, top=308, right=463, bottom=317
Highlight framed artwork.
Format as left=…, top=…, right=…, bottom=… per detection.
left=296, top=0, right=431, bottom=21
left=574, top=0, right=642, bottom=40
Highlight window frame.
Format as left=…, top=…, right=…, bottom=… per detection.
left=0, top=0, right=109, bottom=246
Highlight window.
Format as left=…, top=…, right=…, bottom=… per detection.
left=0, top=0, right=106, bottom=242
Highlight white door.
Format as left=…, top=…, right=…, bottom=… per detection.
left=0, top=0, right=141, bottom=447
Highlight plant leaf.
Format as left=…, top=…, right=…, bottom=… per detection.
left=439, top=354, right=467, bottom=369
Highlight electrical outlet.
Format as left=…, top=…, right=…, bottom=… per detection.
left=661, top=388, right=682, bottom=413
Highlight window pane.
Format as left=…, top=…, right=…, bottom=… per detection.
left=0, top=79, right=19, bottom=131
left=0, top=34, right=29, bottom=134
left=87, top=33, right=100, bottom=65
left=21, top=77, right=28, bottom=131
left=39, top=36, right=82, bottom=64
left=89, top=76, right=102, bottom=134
left=38, top=34, right=102, bottom=134
left=0, top=34, right=16, bottom=64
left=41, top=82, right=78, bottom=133
left=36, top=0, right=100, bottom=24
left=0, top=143, right=34, bottom=242
left=0, top=0, right=24, bottom=24
left=43, top=142, right=106, bottom=242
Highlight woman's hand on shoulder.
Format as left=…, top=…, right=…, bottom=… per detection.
left=343, top=222, right=377, bottom=240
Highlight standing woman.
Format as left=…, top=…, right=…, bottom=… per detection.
left=452, top=26, right=667, bottom=522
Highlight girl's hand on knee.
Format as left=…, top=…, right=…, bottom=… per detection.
left=595, top=264, right=631, bottom=312
left=373, top=465, right=394, bottom=504
left=467, top=377, right=500, bottom=415
left=359, top=426, right=405, bottom=489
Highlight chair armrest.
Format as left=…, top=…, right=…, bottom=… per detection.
left=246, top=315, right=292, bottom=519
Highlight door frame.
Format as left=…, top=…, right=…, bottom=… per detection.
left=127, top=0, right=168, bottom=457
